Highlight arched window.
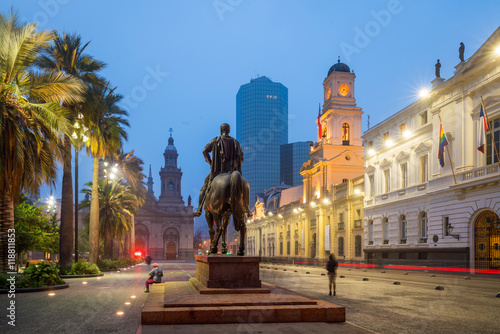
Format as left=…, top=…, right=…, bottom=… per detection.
left=355, top=235, right=362, bottom=257
left=168, top=181, right=174, bottom=190
left=368, top=220, right=374, bottom=244
left=400, top=215, right=407, bottom=243
left=383, top=218, right=389, bottom=244
left=420, top=212, right=428, bottom=242
left=342, top=123, right=350, bottom=145
left=338, top=237, right=344, bottom=256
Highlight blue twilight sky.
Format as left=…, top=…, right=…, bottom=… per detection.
left=3, top=1, right=499, bottom=213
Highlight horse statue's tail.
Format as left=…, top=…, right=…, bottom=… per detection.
left=230, top=171, right=248, bottom=231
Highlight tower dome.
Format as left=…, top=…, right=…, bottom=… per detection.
left=164, top=128, right=177, bottom=152
left=165, top=135, right=177, bottom=152
left=328, top=58, right=351, bottom=76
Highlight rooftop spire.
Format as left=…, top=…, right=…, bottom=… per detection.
left=147, top=164, right=154, bottom=195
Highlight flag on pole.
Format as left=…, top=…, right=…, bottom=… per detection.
left=438, top=122, right=448, bottom=167
left=317, top=104, right=322, bottom=141
left=477, top=103, right=488, bottom=153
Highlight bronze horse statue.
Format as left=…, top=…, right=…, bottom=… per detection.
left=204, top=171, right=249, bottom=256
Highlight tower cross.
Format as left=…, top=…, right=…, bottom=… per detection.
left=169, top=127, right=173, bottom=137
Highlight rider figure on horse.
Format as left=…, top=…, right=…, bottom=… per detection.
left=194, top=123, right=244, bottom=217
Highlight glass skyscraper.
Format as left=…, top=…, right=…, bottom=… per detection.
left=280, top=141, right=312, bottom=187
left=236, top=76, right=288, bottom=205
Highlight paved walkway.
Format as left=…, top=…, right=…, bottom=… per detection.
left=0, top=261, right=376, bottom=334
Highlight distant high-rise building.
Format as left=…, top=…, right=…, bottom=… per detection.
left=236, top=76, right=288, bottom=204
left=280, top=141, right=312, bottom=187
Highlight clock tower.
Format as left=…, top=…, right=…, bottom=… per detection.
left=301, top=58, right=365, bottom=202
left=321, top=57, right=363, bottom=147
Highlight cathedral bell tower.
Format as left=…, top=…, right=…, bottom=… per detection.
left=158, top=128, right=184, bottom=206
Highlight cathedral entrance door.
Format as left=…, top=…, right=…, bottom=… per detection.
left=166, top=241, right=176, bottom=260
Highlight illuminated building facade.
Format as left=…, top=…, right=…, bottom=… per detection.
left=363, top=28, right=500, bottom=269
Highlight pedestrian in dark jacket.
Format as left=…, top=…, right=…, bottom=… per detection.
left=145, top=263, right=163, bottom=292
left=326, top=254, right=338, bottom=296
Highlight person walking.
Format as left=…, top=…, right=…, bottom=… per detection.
left=326, top=254, right=338, bottom=296
left=145, top=263, right=163, bottom=292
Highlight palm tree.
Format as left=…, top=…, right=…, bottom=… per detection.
left=0, top=12, right=83, bottom=273
left=113, top=150, right=147, bottom=257
left=36, top=32, right=105, bottom=269
left=85, top=81, right=128, bottom=263
left=80, top=179, right=137, bottom=259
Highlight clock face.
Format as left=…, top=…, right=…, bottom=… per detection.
left=338, top=83, right=349, bottom=96
left=325, top=87, right=331, bottom=100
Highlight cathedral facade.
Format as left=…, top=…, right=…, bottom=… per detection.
left=133, top=132, right=194, bottom=260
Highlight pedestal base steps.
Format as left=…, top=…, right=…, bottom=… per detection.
left=141, top=255, right=345, bottom=325
left=141, top=280, right=345, bottom=325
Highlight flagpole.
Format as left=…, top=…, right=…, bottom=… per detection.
left=439, top=115, right=457, bottom=184
left=480, top=96, right=500, bottom=167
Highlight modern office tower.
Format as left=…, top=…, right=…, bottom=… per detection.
left=236, top=76, right=288, bottom=205
left=280, top=141, right=312, bottom=187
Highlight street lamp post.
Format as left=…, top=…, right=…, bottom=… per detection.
left=72, top=113, right=89, bottom=262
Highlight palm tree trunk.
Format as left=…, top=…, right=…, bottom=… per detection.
left=124, top=232, right=129, bottom=258
left=113, top=237, right=120, bottom=259
left=0, top=182, right=14, bottom=273
left=89, top=157, right=100, bottom=263
left=59, top=135, right=73, bottom=270
left=103, top=225, right=113, bottom=259
left=130, top=214, right=135, bottom=259
left=74, top=147, right=79, bottom=262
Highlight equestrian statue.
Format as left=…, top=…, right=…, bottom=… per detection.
left=194, top=123, right=250, bottom=255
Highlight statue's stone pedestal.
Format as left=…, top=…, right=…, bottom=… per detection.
left=195, top=255, right=262, bottom=289
left=141, top=257, right=346, bottom=325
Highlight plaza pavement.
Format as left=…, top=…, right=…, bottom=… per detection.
left=0, top=260, right=376, bottom=334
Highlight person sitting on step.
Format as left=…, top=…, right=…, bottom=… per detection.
left=145, top=263, right=163, bottom=292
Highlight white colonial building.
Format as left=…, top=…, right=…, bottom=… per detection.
left=363, top=27, right=500, bottom=269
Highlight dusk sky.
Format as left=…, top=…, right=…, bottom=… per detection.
left=4, top=1, right=499, bottom=222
